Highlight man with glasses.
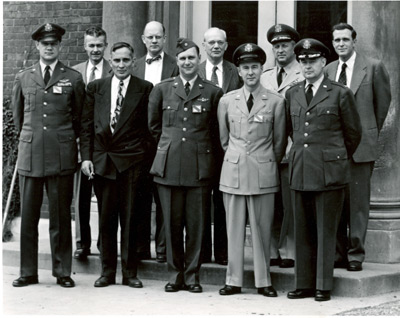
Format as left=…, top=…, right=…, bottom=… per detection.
left=132, top=21, right=179, bottom=263
left=12, top=23, right=85, bottom=288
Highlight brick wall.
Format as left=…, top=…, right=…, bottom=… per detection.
left=2, top=1, right=103, bottom=99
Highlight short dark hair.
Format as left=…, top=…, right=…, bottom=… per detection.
left=332, top=23, right=357, bottom=40
left=85, top=26, right=107, bottom=42
left=110, top=42, right=134, bottom=57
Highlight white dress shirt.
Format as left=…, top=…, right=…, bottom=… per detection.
left=144, top=51, right=164, bottom=85
left=205, top=59, right=223, bottom=88
left=335, top=51, right=356, bottom=88
left=40, top=60, right=58, bottom=79
left=111, top=75, right=130, bottom=117
left=305, top=74, right=325, bottom=96
left=180, top=74, right=198, bottom=93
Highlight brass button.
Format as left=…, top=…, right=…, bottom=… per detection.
left=305, top=122, right=309, bottom=126
left=182, top=138, right=186, bottom=142
left=304, top=144, right=308, bottom=148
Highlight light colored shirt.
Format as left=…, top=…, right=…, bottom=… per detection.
left=144, top=51, right=164, bottom=85
left=205, top=59, right=223, bottom=88
left=40, top=60, right=58, bottom=79
left=305, top=74, right=324, bottom=96
left=86, top=59, right=104, bottom=83
left=111, top=75, right=130, bottom=116
left=180, top=74, right=198, bottom=93
left=243, top=84, right=262, bottom=105
left=336, top=51, right=356, bottom=87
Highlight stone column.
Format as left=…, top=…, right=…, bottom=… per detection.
left=351, top=1, right=400, bottom=263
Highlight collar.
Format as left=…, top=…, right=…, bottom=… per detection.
left=339, top=51, right=356, bottom=72
left=40, top=60, right=58, bottom=74
left=278, top=58, right=298, bottom=74
left=205, top=59, right=223, bottom=72
left=243, top=84, right=262, bottom=101
left=305, top=74, right=324, bottom=92
left=88, top=58, right=104, bottom=70
left=112, top=74, right=131, bottom=88
left=180, top=74, right=198, bottom=88
left=146, top=51, right=164, bottom=61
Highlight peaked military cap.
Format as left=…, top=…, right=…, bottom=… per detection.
left=32, top=23, right=65, bottom=41
left=176, top=37, right=199, bottom=56
left=233, top=43, right=266, bottom=66
left=294, top=38, right=330, bottom=60
left=267, top=24, right=300, bottom=44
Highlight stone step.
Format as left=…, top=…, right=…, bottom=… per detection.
left=4, top=217, right=400, bottom=297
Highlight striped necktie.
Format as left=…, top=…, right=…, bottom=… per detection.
left=111, top=80, right=124, bottom=131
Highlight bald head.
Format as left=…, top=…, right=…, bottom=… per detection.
left=142, top=21, right=166, bottom=57
left=202, top=27, right=228, bottom=64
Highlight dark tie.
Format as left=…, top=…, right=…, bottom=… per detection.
left=89, top=66, right=97, bottom=83
left=44, top=65, right=51, bottom=85
left=211, top=66, right=219, bottom=85
left=306, top=84, right=313, bottom=105
left=185, top=82, right=191, bottom=96
left=247, top=93, right=254, bottom=112
left=146, top=55, right=162, bottom=64
left=111, top=80, right=124, bottom=131
left=338, top=63, right=347, bottom=85
left=277, top=67, right=285, bottom=87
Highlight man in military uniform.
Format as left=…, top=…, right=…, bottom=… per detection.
left=218, top=43, right=286, bottom=297
left=12, top=23, right=85, bottom=288
left=148, top=38, right=223, bottom=293
left=285, top=39, right=361, bottom=301
left=261, top=24, right=303, bottom=269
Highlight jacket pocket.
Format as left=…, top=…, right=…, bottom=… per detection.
left=290, top=106, right=301, bottom=131
left=317, top=106, right=338, bottom=129
left=228, top=115, right=242, bottom=139
left=150, top=139, right=171, bottom=178
left=162, top=102, right=179, bottom=127
left=58, top=131, right=78, bottom=171
left=197, top=143, right=214, bottom=180
left=18, top=129, right=33, bottom=171
left=24, top=87, right=36, bottom=112
left=220, top=150, right=240, bottom=188
left=322, top=148, right=349, bottom=187
left=257, top=154, right=279, bottom=188
left=255, top=114, right=273, bottom=137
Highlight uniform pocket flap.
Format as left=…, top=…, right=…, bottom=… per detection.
left=291, top=106, right=301, bottom=116
left=162, top=103, right=179, bottom=111
left=198, top=143, right=212, bottom=154
left=58, top=131, right=76, bottom=142
left=26, top=87, right=36, bottom=94
left=256, top=154, right=275, bottom=163
left=224, top=150, right=240, bottom=164
left=19, top=130, right=33, bottom=142
left=156, top=139, right=171, bottom=152
left=317, top=106, right=338, bottom=116
left=322, top=148, right=348, bottom=162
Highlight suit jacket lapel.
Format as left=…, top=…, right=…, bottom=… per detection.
left=198, top=61, right=206, bottom=80
left=222, top=61, right=234, bottom=93
left=30, top=62, right=46, bottom=87
left=249, top=87, right=269, bottom=118
left=235, top=88, right=249, bottom=116
left=98, top=77, right=113, bottom=133
left=46, top=61, right=66, bottom=89
left=134, top=57, right=146, bottom=79
left=350, top=54, right=366, bottom=95
left=294, top=81, right=308, bottom=109
left=161, top=53, right=176, bottom=80
left=174, top=77, right=188, bottom=100
left=101, top=58, right=112, bottom=78
left=326, top=60, right=339, bottom=82
left=187, top=77, right=203, bottom=101
left=307, top=77, right=330, bottom=110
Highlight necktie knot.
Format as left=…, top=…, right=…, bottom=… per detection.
left=184, top=82, right=191, bottom=96
left=89, top=66, right=97, bottom=83
left=146, top=55, right=161, bottom=64
left=342, top=63, right=347, bottom=71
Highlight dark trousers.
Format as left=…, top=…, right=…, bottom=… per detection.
left=19, top=174, right=74, bottom=278
left=292, top=188, right=344, bottom=291
left=336, top=161, right=374, bottom=263
left=93, top=165, right=142, bottom=279
left=154, top=184, right=166, bottom=256
left=157, top=184, right=211, bottom=285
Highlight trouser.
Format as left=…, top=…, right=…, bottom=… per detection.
left=19, top=174, right=74, bottom=278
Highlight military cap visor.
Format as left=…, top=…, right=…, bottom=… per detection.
left=267, top=24, right=300, bottom=44
left=32, top=23, right=65, bottom=41
left=233, top=43, right=266, bottom=66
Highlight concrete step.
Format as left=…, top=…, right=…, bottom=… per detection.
left=3, top=217, right=400, bottom=297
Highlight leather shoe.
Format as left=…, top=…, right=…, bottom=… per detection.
left=74, top=248, right=90, bottom=260
left=12, top=276, right=39, bottom=287
left=219, top=285, right=241, bottom=295
left=279, top=259, right=295, bottom=268
left=315, top=289, right=331, bottom=301
left=122, top=277, right=143, bottom=288
left=164, top=283, right=187, bottom=292
left=270, top=258, right=280, bottom=266
left=94, top=276, right=115, bottom=287
left=57, top=276, right=75, bottom=288
left=188, top=284, right=203, bottom=293
left=334, top=261, right=348, bottom=268
left=258, top=286, right=277, bottom=297
left=287, top=289, right=315, bottom=299
left=215, top=258, right=228, bottom=266
left=347, top=261, right=362, bottom=271
left=156, top=254, right=166, bottom=263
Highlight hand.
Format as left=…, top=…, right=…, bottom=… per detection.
left=81, top=160, right=95, bottom=179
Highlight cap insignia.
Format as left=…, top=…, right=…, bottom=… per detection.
left=184, top=43, right=188, bottom=47
left=45, top=23, right=53, bottom=32
left=244, top=44, right=253, bottom=52
left=275, top=24, right=282, bottom=32
left=303, top=40, right=311, bottom=49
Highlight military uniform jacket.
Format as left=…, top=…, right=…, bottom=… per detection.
left=285, top=77, right=362, bottom=192
left=325, top=54, right=391, bottom=162
left=218, top=85, right=287, bottom=195
left=12, top=61, right=85, bottom=177
left=148, top=76, right=224, bottom=187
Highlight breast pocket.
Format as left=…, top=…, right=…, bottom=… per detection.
left=254, top=114, right=273, bottom=137
left=317, top=106, right=338, bottom=130
left=162, top=103, right=179, bottom=127
left=55, top=87, right=73, bottom=112
left=24, top=87, right=36, bottom=112
left=228, top=115, right=242, bottom=139
left=194, top=103, right=211, bottom=128
left=290, top=106, right=301, bottom=131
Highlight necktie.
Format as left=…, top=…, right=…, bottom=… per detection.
left=338, top=63, right=347, bottom=85
left=306, top=84, right=313, bottom=105
left=89, top=66, right=97, bottom=83
left=185, top=82, right=191, bottom=96
left=44, top=65, right=51, bottom=85
left=277, top=67, right=285, bottom=87
left=146, top=55, right=162, bottom=64
left=211, top=66, right=219, bottom=85
left=111, top=80, right=124, bottom=131
left=247, top=93, right=254, bottom=112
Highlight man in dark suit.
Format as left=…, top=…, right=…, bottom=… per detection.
left=286, top=39, right=361, bottom=301
left=132, top=21, right=179, bottom=263
left=325, top=23, right=391, bottom=272
left=80, top=42, right=153, bottom=288
left=148, top=38, right=223, bottom=293
left=72, top=26, right=112, bottom=261
left=198, top=27, right=242, bottom=265
left=12, top=23, right=85, bottom=288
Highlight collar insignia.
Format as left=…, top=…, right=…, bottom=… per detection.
left=244, top=44, right=253, bottom=52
